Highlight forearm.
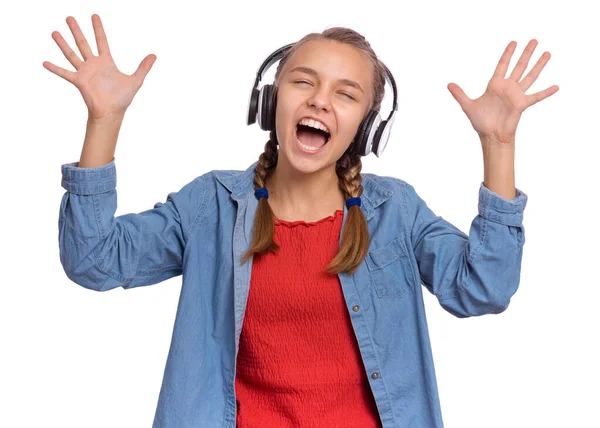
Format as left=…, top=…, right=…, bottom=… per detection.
left=78, top=114, right=125, bottom=168
left=480, top=135, right=516, bottom=199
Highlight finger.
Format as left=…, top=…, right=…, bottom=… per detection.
left=508, top=39, right=538, bottom=82
left=132, top=54, right=157, bottom=84
left=493, top=41, right=517, bottom=79
left=520, top=51, right=551, bottom=91
left=447, top=82, right=472, bottom=109
left=525, top=85, right=559, bottom=107
left=66, top=16, right=95, bottom=60
left=42, top=60, right=77, bottom=84
left=51, top=31, right=83, bottom=70
left=91, top=14, right=111, bottom=56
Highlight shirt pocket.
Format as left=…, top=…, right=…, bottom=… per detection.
left=365, top=237, right=416, bottom=299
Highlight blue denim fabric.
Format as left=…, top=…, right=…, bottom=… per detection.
left=59, top=157, right=528, bottom=428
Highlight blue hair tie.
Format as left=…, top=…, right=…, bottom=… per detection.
left=346, top=197, right=361, bottom=209
left=255, top=187, right=269, bottom=200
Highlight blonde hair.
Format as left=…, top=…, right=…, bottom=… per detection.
left=241, top=27, right=387, bottom=275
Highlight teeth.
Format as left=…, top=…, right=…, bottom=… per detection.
left=298, top=118, right=330, bottom=134
left=296, top=137, right=321, bottom=152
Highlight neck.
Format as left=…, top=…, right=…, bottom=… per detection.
left=265, top=158, right=345, bottom=221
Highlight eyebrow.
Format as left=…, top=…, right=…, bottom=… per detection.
left=289, top=66, right=364, bottom=94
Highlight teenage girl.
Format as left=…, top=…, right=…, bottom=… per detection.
left=47, top=13, right=558, bottom=428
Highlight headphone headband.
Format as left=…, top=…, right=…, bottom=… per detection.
left=255, top=43, right=295, bottom=82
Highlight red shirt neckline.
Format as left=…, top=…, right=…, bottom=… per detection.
left=273, top=209, right=343, bottom=228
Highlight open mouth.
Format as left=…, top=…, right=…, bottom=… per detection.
left=295, top=122, right=331, bottom=151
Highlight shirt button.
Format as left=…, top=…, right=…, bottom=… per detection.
left=352, top=305, right=360, bottom=312
left=371, top=371, right=379, bottom=379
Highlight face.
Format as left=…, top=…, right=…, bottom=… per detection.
left=273, top=39, right=374, bottom=175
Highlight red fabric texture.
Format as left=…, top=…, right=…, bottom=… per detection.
left=234, top=209, right=382, bottom=427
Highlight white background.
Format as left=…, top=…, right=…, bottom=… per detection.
left=1, top=0, right=598, bottom=427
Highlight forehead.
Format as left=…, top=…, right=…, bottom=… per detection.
left=283, top=39, right=373, bottom=88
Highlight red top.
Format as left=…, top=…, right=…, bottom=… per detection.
left=234, top=209, right=382, bottom=427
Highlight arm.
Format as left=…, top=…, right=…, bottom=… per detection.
left=407, top=182, right=528, bottom=317
left=418, top=38, right=554, bottom=316
left=58, top=158, right=207, bottom=291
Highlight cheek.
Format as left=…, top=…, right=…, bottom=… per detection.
left=274, top=100, right=292, bottom=140
left=275, top=94, right=295, bottom=127
left=337, top=110, right=364, bottom=140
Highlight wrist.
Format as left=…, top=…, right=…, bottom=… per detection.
left=479, top=133, right=516, bottom=147
left=87, top=112, right=125, bottom=128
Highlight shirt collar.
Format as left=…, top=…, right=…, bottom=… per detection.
left=214, top=161, right=393, bottom=221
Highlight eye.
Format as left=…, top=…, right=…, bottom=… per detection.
left=294, top=80, right=311, bottom=86
left=340, top=92, right=355, bottom=101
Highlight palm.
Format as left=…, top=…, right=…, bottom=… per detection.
left=448, top=39, right=559, bottom=144
left=74, top=55, right=140, bottom=119
left=43, top=14, right=156, bottom=120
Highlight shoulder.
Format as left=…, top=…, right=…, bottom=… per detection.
left=362, top=171, right=415, bottom=196
left=189, top=166, right=256, bottom=210
left=363, top=172, right=408, bottom=187
left=200, top=162, right=259, bottom=194
left=169, top=168, right=246, bottom=232
left=187, top=167, right=249, bottom=189
left=203, top=168, right=247, bottom=179
left=361, top=172, right=425, bottom=218
left=169, top=167, right=246, bottom=210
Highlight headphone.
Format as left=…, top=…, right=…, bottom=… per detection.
left=247, top=43, right=399, bottom=158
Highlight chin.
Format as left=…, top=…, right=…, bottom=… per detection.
left=281, top=137, right=338, bottom=175
left=289, top=159, right=327, bottom=175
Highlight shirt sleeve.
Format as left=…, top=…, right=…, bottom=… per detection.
left=406, top=181, right=528, bottom=317
left=58, top=157, right=207, bottom=291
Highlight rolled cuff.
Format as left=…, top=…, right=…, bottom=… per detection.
left=61, top=157, right=117, bottom=195
left=477, top=181, right=528, bottom=227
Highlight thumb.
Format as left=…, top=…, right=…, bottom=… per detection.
left=133, top=54, right=157, bottom=85
left=447, top=82, right=471, bottom=110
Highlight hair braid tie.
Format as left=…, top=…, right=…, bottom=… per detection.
left=255, top=188, right=269, bottom=200
left=345, top=197, right=361, bottom=208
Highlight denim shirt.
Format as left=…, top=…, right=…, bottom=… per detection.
left=59, top=157, right=528, bottom=428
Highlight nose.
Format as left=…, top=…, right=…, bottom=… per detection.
left=307, top=86, right=331, bottom=112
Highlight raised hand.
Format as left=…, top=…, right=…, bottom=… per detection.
left=447, top=39, right=559, bottom=145
left=43, top=14, right=157, bottom=122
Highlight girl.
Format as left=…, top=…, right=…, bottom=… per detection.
left=47, top=14, right=557, bottom=428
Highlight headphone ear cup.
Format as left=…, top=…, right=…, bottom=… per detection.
left=266, top=85, right=277, bottom=131
left=372, top=111, right=396, bottom=157
left=259, top=84, right=276, bottom=131
left=247, top=87, right=260, bottom=125
left=353, top=110, right=379, bottom=156
left=371, top=120, right=387, bottom=157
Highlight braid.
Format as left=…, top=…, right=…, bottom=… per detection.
left=254, top=130, right=278, bottom=189
left=324, top=149, right=369, bottom=275
left=335, top=150, right=364, bottom=199
left=240, top=131, right=280, bottom=264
